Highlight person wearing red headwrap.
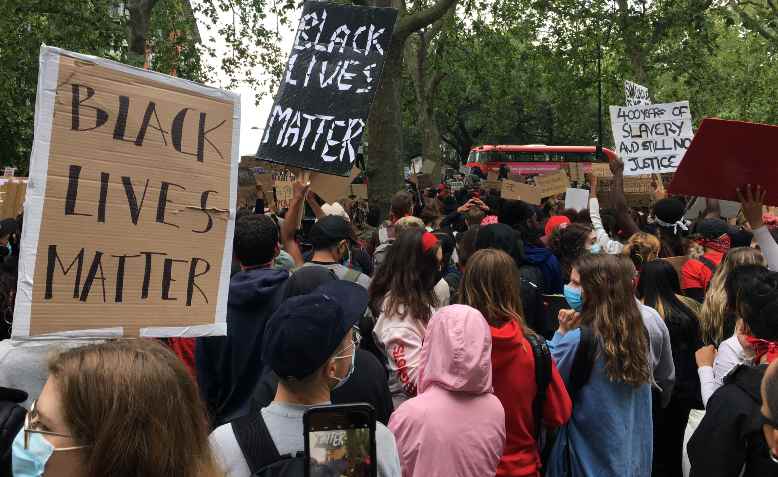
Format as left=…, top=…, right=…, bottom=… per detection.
left=681, top=218, right=732, bottom=302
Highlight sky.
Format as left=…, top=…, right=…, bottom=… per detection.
left=192, top=3, right=301, bottom=157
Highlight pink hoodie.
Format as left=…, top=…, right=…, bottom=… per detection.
left=388, top=305, right=506, bottom=477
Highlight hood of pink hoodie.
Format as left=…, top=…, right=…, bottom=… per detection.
left=418, top=305, right=494, bottom=394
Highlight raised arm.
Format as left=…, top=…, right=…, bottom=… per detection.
left=609, top=157, right=640, bottom=238
left=280, top=179, right=310, bottom=267
left=739, top=185, right=778, bottom=271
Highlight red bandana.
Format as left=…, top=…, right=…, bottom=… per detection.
left=745, top=336, right=778, bottom=364
left=421, top=232, right=439, bottom=253
left=697, top=233, right=731, bottom=254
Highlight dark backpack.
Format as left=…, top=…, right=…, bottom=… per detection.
left=1, top=387, right=28, bottom=476
left=526, top=333, right=552, bottom=440
left=231, top=410, right=307, bottom=477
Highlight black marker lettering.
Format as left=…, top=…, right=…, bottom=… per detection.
left=45, top=245, right=85, bottom=299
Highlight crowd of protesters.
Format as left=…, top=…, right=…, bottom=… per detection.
left=3, top=156, right=778, bottom=477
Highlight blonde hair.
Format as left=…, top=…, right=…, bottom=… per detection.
left=49, top=339, right=222, bottom=477
left=623, top=232, right=660, bottom=271
left=700, top=247, right=765, bottom=345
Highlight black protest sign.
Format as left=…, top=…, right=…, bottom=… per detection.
left=257, top=2, right=398, bottom=176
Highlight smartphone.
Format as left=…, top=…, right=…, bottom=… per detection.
left=304, top=403, right=377, bottom=477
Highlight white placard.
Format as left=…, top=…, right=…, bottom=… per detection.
left=625, top=80, right=652, bottom=106
left=564, top=188, right=590, bottom=212
left=610, top=101, right=694, bottom=176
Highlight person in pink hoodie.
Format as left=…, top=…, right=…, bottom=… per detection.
left=388, top=304, right=506, bottom=477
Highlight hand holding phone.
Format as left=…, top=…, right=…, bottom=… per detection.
left=304, top=403, right=377, bottom=477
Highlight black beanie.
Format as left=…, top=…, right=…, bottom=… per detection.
left=695, top=218, right=729, bottom=240
left=653, top=198, right=685, bottom=225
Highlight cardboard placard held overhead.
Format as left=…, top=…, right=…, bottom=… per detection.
left=309, top=167, right=360, bottom=203
left=610, top=101, right=694, bottom=176
left=590, top=163, right=613, bottom=178
left=13, top=47, right=240, bottom=338
left=350, top=183, right=368, bottom=200
left=669, top=118, right=778, bottom=205
left=256, top=3, right=398, bottom=176
left=534, top=170, right=570, bottom=198
left=482, top=180, right=502, bottom=192
left=0, top=179, right=27, bottom=219
left=501, top=180, right=541, bottom=205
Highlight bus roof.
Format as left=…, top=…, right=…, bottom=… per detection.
left=471, top=144, right=617, bottom=160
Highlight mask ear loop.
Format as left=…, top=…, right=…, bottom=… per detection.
left=770, top=450, right=778, bottom=464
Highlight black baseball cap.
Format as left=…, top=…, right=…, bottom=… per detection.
left=309, top=215, right=353, bottom=248
left=262, top=280, right=368, bottom=380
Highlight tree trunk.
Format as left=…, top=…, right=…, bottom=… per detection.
left=366, top=43, right=406, bottom=214
left=127, top=0, right=159, bottom=66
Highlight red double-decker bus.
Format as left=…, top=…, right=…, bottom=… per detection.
left=465, top=144, right=617, bottom=176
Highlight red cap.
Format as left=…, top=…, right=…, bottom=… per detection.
left=544, top=216, right=571, bottom=237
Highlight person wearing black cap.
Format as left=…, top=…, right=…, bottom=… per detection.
left=681, top=218, right=731, bottom=302
left=281, top=182, right=371, bottom=289
left=196, top=214, right=290, bottom=427
left=209, top=281, right=401, bottom=477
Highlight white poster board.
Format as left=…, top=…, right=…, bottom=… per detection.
left=610, top=101, right=694, bottom=176
left=564, top=188, right=590, bottom=212
left=625, top=80, right=652, bottom=106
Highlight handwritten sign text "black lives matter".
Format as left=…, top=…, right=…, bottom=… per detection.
left=257, top=3, right=398, bottom=176
left=610, top=101, right=694, bottom=176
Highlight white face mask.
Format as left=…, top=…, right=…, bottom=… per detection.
left=330, top=346, right=356, bottom=391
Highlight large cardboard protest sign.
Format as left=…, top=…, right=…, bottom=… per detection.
left=669, top=118, right=778, bottom=205
left=501, top=180, right=541, bottom=205
left=257, top=3, right=398, bottom=176
left=534, top=170, right=569, bottom=198
left=13, top=47, right=240, bottom=338
left=610, top=101, right=694, bottom=176
left=625, top=80, right=651, bottom=107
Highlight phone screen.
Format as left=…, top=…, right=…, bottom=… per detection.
left=305, top=405, right=376, bottom=477
left=308, top=426, right=372, bottom=476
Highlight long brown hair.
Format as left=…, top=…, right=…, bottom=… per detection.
left=48, top=339, right=222, bottom=477
left=369, top=228, right=440, bottom=322
left=459, top=249, right=533, bottom=334
left=623, top=232, right=660, bottom=272
left=575, top=254, right=651, bottom=387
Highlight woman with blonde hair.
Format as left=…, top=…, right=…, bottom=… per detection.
left=623, top=232, right=661, bottom=273
left=700, top=247, right=765, bottom=346
left=546, top=254, right=654, bottom=477
left=11, top=339, right=222, bottom=477
left=460, top=249, right=571, bottom=477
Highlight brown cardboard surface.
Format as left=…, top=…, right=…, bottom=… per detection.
left=24, top=53, right=235, bottom=337
left=591, top=163, right=613, bottom=177
left=534, top=170, right=570, bottom=198
left=309, top=168, right=360, bottom=203
left=501, top=180, right=541, bottom=205
left=350, top=184, right=368, bottom=200
left=487, top=170, right=499, bottom=182
left=482, top=180, right=503, bottom=192
left=0, top=179, right=27, bottom=219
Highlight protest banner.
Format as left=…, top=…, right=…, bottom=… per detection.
left=482, top=180, right=502, bottom=192
left=309, top=167, right=360, bottom=203
left=501, top=180, right=541, bottom=205
left=610, top=101, right=694, bottom=176
left=350, top=183, right=368, bottom=200
left=275, top=180, right=295, bottom=209
left=625, top=80, right=652, bottom=107
left=256, top=3, right=398, bottom=176
left=0, top=178, right=27, bottom=219
left=410, top=173, right=433, bottom=190
left=669, top=118, right=778, bottom=205
left=534, top=170, right=569, bottom=198
left=13, top=47, right=240, bottom=338
left=590, top=162, right=613, bottom=178
left=3, top=167, right=16, bottom=177
left=564, top=188, right=589, bottom=211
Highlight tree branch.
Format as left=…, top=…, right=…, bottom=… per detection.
left=394, top=0, right=457, bottom=41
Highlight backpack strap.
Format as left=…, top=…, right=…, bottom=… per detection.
left=568, top=325, right=597, bottom=401
left=698, top=256, right=717, bottom=275
left=231, top=411, right=286, bottom=473
left=527, top=333, right=552, bottom=439
left=342, top=268, right=361, bottom=283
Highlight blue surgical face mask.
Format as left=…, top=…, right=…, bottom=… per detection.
left=564, top=284, right=583, bottom=312
left=589, top=243, right=602, bottom=255
left=12, top=428, right=53, bottom=477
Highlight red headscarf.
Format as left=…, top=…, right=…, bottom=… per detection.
left=421, top=232, right=439, bottom=253
left=745, top=336, right=778, bottom=364
left=696, top=233, right=731, bottom=255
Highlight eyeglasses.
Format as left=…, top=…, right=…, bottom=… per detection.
left=23, top=400, right=88, bottom=451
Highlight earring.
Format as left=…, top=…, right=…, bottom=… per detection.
left=770, top=450, right=778, bottom=464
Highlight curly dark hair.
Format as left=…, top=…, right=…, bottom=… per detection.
left=549, top=222, right=592, bottom=281
left=368, top=229, right=440, bottom=323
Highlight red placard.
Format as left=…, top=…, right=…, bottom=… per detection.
left=668, top=118, right=778, bottom=205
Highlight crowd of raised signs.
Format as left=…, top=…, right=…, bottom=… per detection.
left=3, top=156, right=778, bottom=477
